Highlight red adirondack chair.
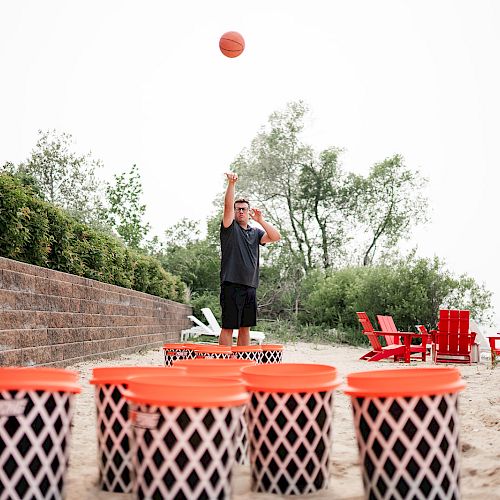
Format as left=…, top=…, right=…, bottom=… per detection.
left=431, top=309, right=477, bottom=364
left=488, top=334, right=500, bottom=367
left=356, top=312, right=406, bottom=362
left=416, top=324, right=433, bottom=358
left=377, top=315, right=428, bottom=361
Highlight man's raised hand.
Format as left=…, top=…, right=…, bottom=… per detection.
left=225, top=172, right=238, bottom=184
left=250, top=207, right=264, bottom=224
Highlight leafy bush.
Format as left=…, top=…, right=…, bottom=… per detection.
left=0, top=173, right=187, bottom=302
left=300, top=255, right=493, bottom=331
left=0, top=174, right=50, bottom=266
left=190, top=291, right=221, bottom=322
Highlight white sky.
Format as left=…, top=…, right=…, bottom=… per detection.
left=1, top=1, right=499, bottom=327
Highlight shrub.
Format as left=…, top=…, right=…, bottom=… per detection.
left=0, top=173, right=187, bottom=302
left=300, top=256, right=492, bottom=330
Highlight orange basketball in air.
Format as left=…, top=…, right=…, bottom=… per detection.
left=219, top=31, right=245, bottom=58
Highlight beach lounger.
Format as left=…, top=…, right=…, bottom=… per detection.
left=201, top=307, right=265, bottom=344
left=181, top=311, right=266, bottom=344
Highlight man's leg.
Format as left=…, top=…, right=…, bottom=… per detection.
left=219, top=328, right=233, bottom=346
left=220, top=282, right=234, bottom=346
left=237, top=327, right=250, bottom=346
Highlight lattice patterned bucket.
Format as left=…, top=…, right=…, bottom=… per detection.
left=0, top=368, right=81, bottom=500
left=241, top=363, right=341, bottom=495
left=232, top=345, right=263, bottom=364
left=173, top=358, right=256, bottom=465
left=162, top=343, right=197, bottom=367
left=344, top=368, right=466, bottom=500
left=89, top=366, right=186, bottom=493
left=261, top=344, right=284, bottom=364
left=193, top=344, right=233, bottom=360
left=123, top=375, right=248, bottom=500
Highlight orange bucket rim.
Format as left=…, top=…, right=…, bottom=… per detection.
left=193, top=345, right=232, bottom=352
left=173, top=359, right=256, bottom=378
left=174, top=358, right=255, bottom=368
left=162, top=343, right=191, bottom=350
left=90, top=366, right=186, bottom=385
left=126, top=374, right=244, bottom=387
left=123, top=376, right=249, bottom=407
left=240, top=363, right=341, bottom=392
left=343, top=367, right=466, bottom=397
left=231, top=345, right=263, bottom=352
left=261, top=344, right=284, bottom=351
left=0, top=367, right=81, bottom=393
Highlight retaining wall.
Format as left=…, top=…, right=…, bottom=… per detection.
left=0, top=256, right=192, bottom=366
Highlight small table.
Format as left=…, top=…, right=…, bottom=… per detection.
left=396, top=332, right=429, bottom=363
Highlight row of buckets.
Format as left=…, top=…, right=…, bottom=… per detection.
left=0, top=342, right=466, bottom=499
left=162, top=342, right=284, bottom=365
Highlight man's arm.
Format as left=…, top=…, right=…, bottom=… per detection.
left=222, top=172, right=237, bottom=228
left=251, top=208, right=281, bottom=243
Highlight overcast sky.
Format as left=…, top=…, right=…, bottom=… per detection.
left=1, top=1, right=499, bottom=328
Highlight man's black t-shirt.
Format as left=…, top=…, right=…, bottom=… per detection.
left=220, top=220, right=265, bottom=288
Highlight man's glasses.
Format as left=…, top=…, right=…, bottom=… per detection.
left=235, top=207, right=249, bottom=212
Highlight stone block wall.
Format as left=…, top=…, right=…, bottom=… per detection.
left=0, top=256, right=192, bottom=366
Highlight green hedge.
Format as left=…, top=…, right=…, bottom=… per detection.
left=299, top=258, right=492, bottom=331
left=0, top=173, right=187, bottom=302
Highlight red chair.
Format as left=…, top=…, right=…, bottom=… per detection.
left=432, top=309, right=477, bottom=364
left=377, top=315, right=428, bottom=361
left=356, top=312, right=405, bottom=362
left=488, top=334, right=500, bottom=367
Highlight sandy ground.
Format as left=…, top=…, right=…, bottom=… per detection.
left=64, top=342, right=500, bottom=500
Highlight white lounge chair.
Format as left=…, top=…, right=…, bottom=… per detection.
left=201, top=307, right=265, bottom=344
left=180, top=315, right=213, bottom=341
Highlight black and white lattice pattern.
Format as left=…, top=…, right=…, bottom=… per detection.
left=247, top=390, right=334, bottom=495
left=233, top=350, right=263, bottom=364
left=351, top=393, right=461, bottom=500
left=95, top=384, right=133, bottom=492
left=261, top=349, right=283, bottom=364
left=0, top=389, right=76, bottom=500
left=235, top=408, right=249, bottom=465
left=195, top=352, right=233, bottom=360
left=132, top=404, right=244, bottom=499
left=163, top=347, right=196, bottom=367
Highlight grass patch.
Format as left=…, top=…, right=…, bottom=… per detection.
left=257, top=319, right=369, bottom=347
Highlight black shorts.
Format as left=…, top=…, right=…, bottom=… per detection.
left=220, top=282, right=257, bottom=329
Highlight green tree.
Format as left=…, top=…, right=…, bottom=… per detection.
left=232, top=101, right=316, bottom=272
left=232, top=101, right=425, bottom=272
left=356, top=155, right=428, bottom=266
left=158, top=216, right=220, bottom=296
left=15, top=130, right=105, bottom=224
left=105, top=164, right=150, bottom=248
left=297, top=148, right=358, bottom=268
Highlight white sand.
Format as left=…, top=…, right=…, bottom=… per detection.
left=64, top=343, right=500, bottom=500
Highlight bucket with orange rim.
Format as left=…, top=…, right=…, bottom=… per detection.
left=344, top=367, right=466, bottom=500
left=261, top=343, right=284, bottom=364
left=173, top=357, right=255, bottom=379
left=193, top=344, right=233, bottom=360
left=0, top=368, right=81, bottom=499
left=231, top=344, right=263, bottom=363
left=89, top=366, right=186, bottom=492
left=240, top=363, right=341, bottom=495
left=123, top=375, right=248, bottom=499
left=162, top=342, right=197, bottom=367
left=172, top=358, right=256, bottom=465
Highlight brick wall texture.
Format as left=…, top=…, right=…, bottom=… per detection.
left=0, top=256, right=192, bottom=367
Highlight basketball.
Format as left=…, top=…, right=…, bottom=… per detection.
left=219, top=31, right=245, bottom=58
